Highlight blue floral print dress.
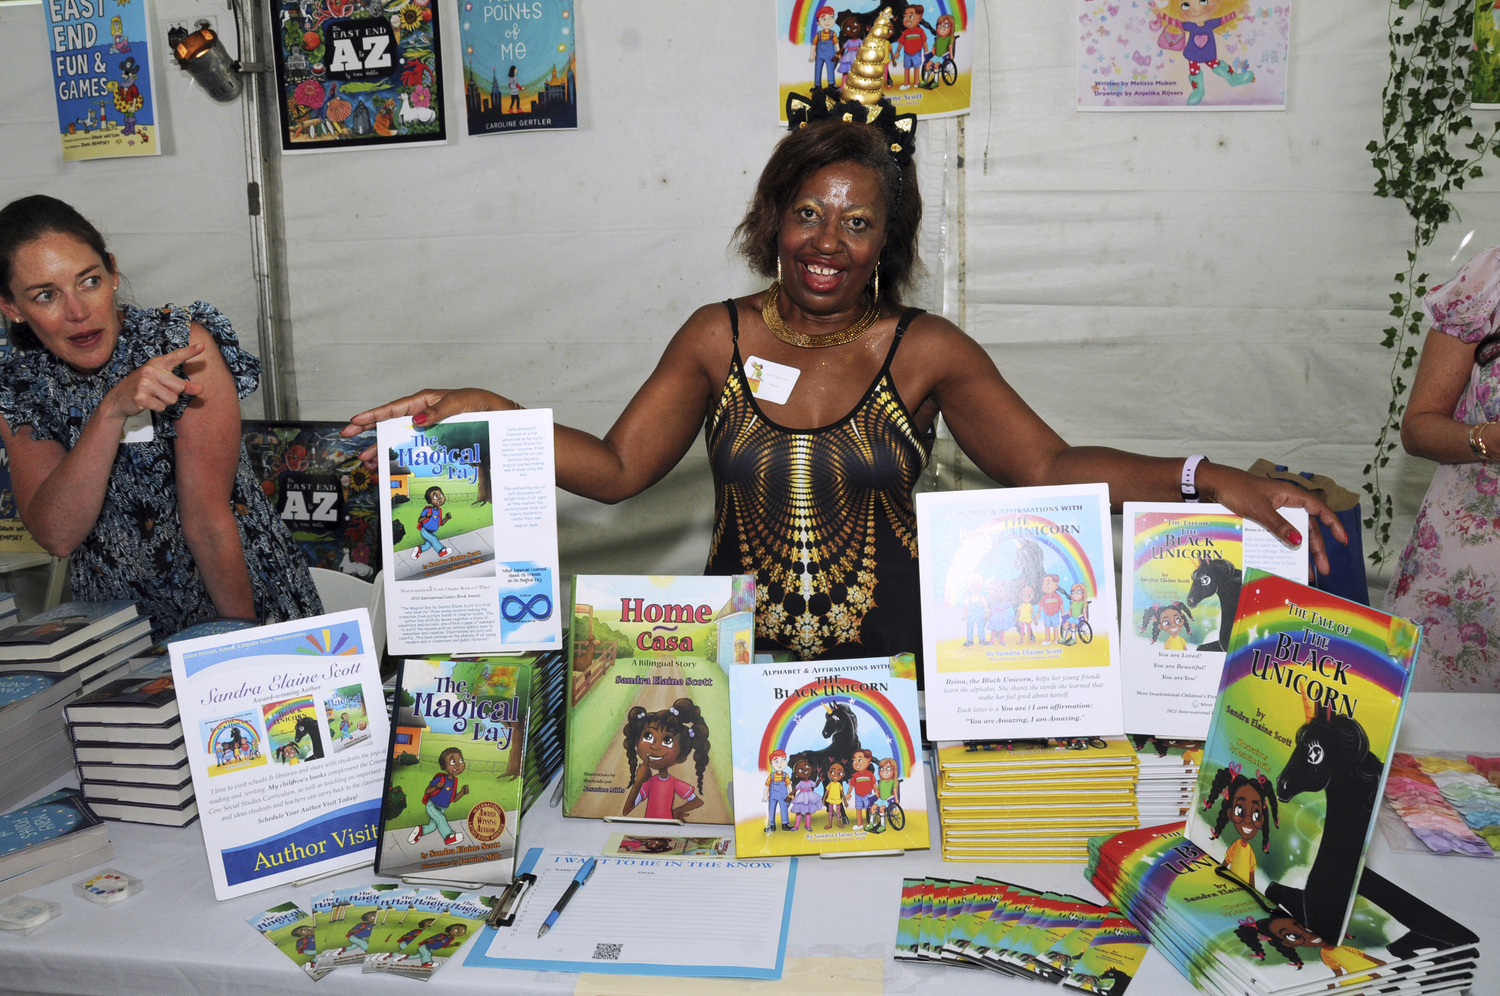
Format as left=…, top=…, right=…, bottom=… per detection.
left=0, top=302, right=322, bottom=639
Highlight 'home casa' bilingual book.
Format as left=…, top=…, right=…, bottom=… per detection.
left=377, top=411, right=561, bottom=656
left=1185, top=570, right=1420, bottom=945
left=375, top=658, right=532, bottom=884
left=563, top=574, right=754, bottom=823
left=1120, top=502, right=1308, bottom=739
left=729, top=654, right=929, bottom=857
left=915, top=484, right=1122, bottom=740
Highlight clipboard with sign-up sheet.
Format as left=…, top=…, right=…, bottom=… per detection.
left=463, top=848, right=798, bottom=979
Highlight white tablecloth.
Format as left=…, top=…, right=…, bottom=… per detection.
left=1, top=693, right=1496, bottom=995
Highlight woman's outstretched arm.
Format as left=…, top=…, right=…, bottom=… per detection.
left=343, top=304, right=732, bottom=504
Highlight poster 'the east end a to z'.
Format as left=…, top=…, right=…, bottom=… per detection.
left=459, top=0, right=577, bottom=135
left=272, top=0, right=446, bottom=152
left=1077, top=0, right=1290, bottom=110
left=45, top=0, right=160, bottom=160
left=776, top=0, right=972, bottom=121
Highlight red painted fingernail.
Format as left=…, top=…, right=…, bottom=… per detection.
left=413, top=413, right=427, bottom=425
left=1288, top=529, right=1302, bottom=546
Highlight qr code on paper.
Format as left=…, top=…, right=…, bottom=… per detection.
left=592, top=943, right=623, bottom=961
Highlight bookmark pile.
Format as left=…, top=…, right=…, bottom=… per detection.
left=1087, top=823, right=1482, bottom=996
left=895, top=875, right=1148, bottom=993
left=933, top=738, right=1139, bottom=861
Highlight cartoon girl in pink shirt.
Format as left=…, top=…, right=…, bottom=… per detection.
left=622, top=697, right=711, bottom=821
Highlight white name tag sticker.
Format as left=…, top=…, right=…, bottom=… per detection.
left=744, top=355, right=801, bottom=406
left=120, top=412, right=154, bottom=444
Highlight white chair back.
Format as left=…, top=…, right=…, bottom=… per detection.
left=308, top=567, right=385, bottom=659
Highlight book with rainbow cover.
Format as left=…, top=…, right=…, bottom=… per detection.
left=1119, top=503, right=1307, bottom=739
left=729, top=654, right=928, bottom=857
left=916, top=484, right=1122, bottom=741
left=1185, top=570, right=1420, bottom=945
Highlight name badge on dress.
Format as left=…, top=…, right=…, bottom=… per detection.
left=120, top=411, right=154, bottom=444
left=744, top=355, right=801, bottom=406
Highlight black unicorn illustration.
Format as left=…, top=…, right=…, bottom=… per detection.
left=1264, top=694, right=1380, bottom=942
left=1185, top=556, right=1242, bottom=652
left=294, top=713, right=325, bottom=761
left=791, top=701, right=862, bottom=786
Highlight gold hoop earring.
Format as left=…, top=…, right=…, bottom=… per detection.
left=777, top=256, right=783, bottom=283
left=871, top=263, right=880, bottom=302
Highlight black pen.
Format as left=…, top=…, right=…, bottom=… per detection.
left=537, top=857, right=597, bottom=938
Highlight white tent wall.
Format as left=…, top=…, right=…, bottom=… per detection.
left=2, top=0, right=1493, bottom=589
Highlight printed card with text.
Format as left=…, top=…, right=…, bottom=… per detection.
left=378, top=411, right=561, bottom=655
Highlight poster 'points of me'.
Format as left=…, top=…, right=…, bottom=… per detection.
left=460, top=0, right=577, bottom=134
left=45, top=0, right=160, bottom=161
left=272, top=0, right=446, bottom=152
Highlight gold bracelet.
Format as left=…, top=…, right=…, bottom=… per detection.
left=1475, top=421, right=1496, bottom=461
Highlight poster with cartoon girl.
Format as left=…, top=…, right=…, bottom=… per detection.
left=1077, top=0, right=1291, bottom=109
left=775, top=0, right=973, bottom=121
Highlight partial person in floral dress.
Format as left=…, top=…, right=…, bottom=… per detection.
left=0, top=195, right=321, bottom=639
left=1384, top=247, right=1500, bottom=691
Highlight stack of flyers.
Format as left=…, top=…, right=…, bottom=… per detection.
left=309, top=884, right=388, bottom=971
left=364, top=891, right=492, bottom=979
left=358, top=886, right=448, bottom=963
left=1087, top=823, right=1481, bottom=996
left=1130, top=734, right=1202, bottom=825
left=246, top=901, right=332, bottom=981
left=932, top=737, right=1139, bottom=861
left=894, top=875, right=1148, bottom=992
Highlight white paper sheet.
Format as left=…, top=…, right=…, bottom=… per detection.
left=467, top=849, right=796, bottom=978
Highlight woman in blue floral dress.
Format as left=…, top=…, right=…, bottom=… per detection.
left=0, top=195, right=320, bottom=639
left=1385, top=247, right=1500, bottom=691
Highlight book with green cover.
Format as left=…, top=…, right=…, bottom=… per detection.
left=246, top=901, right=331, bottom=980
left=310, top=884, right=385, bottom=970
left=374, top=658, right=531, bottom=884
left=563, top=575, right=753, bottom=823
left=1185, top=570, right=1420, bottom=945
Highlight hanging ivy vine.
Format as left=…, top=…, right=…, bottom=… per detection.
left=1365, top=0, right=1500, bottom=566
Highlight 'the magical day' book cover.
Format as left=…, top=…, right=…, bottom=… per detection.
left=730, top=654, right=929, bottom=857
left=1185, top=570, right=1419, bottom=945
left=564, top=575, right=753, bottom=823
left=375, top=658, right=532, bottom=883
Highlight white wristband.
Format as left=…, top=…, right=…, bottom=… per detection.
left=1181, top=455, right=1208, bottom=503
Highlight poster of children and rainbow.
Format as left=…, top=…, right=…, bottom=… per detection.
left=775, top=0, right=973, bottom=121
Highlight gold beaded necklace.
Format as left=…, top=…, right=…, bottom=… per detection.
left=761, top=280, right=881, bottom=349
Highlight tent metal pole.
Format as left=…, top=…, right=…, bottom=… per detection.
left=236, top=0, right=298, bottom=419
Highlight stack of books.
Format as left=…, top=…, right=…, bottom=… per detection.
left=0, top=789, right=111, bottom=901
left=1129, top=735, right=1202, bottom=825
left=894, top=875, right=1148, bottom=991
left=64, top=658, right=195, bottom=825
left=933, top=738, right=1140, bottom=861
left=0, top=601, right=149, bottom=812
left=521, top=643, right=567, bottom=810
left=1088, top=824, right=1481, bottom=996
left=62, top=620, right=257, bottom=826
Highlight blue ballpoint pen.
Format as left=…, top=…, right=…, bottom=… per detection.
left=537, top=857, right=597, bottom=938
